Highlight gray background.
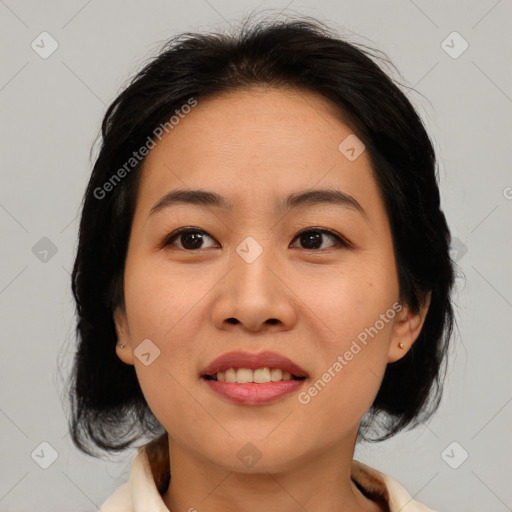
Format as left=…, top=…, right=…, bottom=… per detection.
left=1, top=1, right=511, bottom=511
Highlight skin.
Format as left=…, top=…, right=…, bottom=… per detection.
left=113, top=86, right=430, bottom=512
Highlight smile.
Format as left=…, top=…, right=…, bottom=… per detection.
left=204, top=367, right=304, bottom=383
left=201, top=351, right=308, bottom=404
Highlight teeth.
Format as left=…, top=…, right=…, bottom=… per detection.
left=214, top=367, right=296, bottom=383
left=253, top=368, right=271, bottom=383
left=270, top=368, right=282, bottom=381
left=237, top=368, right=252, bottom=383
left=225, top=368, right=237, bottom=382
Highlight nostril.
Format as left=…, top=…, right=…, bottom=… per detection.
left=227, top=318, right=238, bottom=324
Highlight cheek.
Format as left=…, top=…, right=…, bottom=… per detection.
left=310, top=257, right=398, bottom=346
left=295, top=361, right=383, bottom=440
left=298, top=255, right=398, bottom=411
left=124, top=265, right=206, bottom=438
left=295, top=293, right=397, bottom=435
left=123, top=258, right=206, bottom=347
left=122, top=261, right=206, bottom=411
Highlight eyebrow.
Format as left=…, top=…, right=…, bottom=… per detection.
left=149, top=188, right=367, bottom=218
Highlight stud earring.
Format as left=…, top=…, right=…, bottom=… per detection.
left=398, top=342, right=404, bottom=349
left=117, top=343, right=126, bottom=348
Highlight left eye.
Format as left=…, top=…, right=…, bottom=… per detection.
left=290, top=229, right=347, bottom=250
left=162, top=227, right=349, bottom=251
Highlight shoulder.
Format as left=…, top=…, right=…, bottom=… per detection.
left=351, top=460, right=439, bottom=512
left=100, top=481, right=133, bottom=511
left=99, top=446, right=170, bottom=512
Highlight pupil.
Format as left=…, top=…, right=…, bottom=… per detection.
left=301, top=231, right=321, bottom=249
left=182, top=232, right=203, bottom=250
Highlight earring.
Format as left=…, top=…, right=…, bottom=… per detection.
left=398, top=342, right=404, bottom=349
left=117, top=343, right=126, bottom=348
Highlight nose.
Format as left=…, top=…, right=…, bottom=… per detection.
left=211, top=241, right=297, bottom=334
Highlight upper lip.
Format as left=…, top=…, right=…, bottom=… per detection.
left=201, top=350, right=308, bottom=378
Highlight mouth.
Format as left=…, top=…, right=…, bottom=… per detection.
left=200, top=351, right=308, bottom=404
left=201, top=350, right=308, bottom=382
left=203, top=367, right=306, bottom=383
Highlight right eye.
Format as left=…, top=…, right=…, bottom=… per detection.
left=162, top=227, right=219, bottom=251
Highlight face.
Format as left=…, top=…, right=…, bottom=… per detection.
left=114, top=86, right=429, bottom=472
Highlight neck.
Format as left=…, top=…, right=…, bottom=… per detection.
left=160, top=432, right=383, bottom=512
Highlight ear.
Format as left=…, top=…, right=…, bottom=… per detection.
left=387, top=291, right=431, bottom=363
left=113, top=306, right=135, bottom=365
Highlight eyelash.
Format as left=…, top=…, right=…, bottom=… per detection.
left=160, top=226, right=352, bottom=251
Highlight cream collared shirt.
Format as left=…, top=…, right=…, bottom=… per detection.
left=100, top=447, right=438, bottom=512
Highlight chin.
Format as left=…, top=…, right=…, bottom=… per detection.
left=197, top=433, right=313, bottom=475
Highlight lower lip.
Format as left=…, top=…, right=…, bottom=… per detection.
left=203, top=378, right=305, bottom=405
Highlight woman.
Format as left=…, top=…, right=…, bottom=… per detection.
left=68, top=14, right=455, bottom=512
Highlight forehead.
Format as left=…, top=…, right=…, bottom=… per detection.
left=135, top=86, right=379, bottom=218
